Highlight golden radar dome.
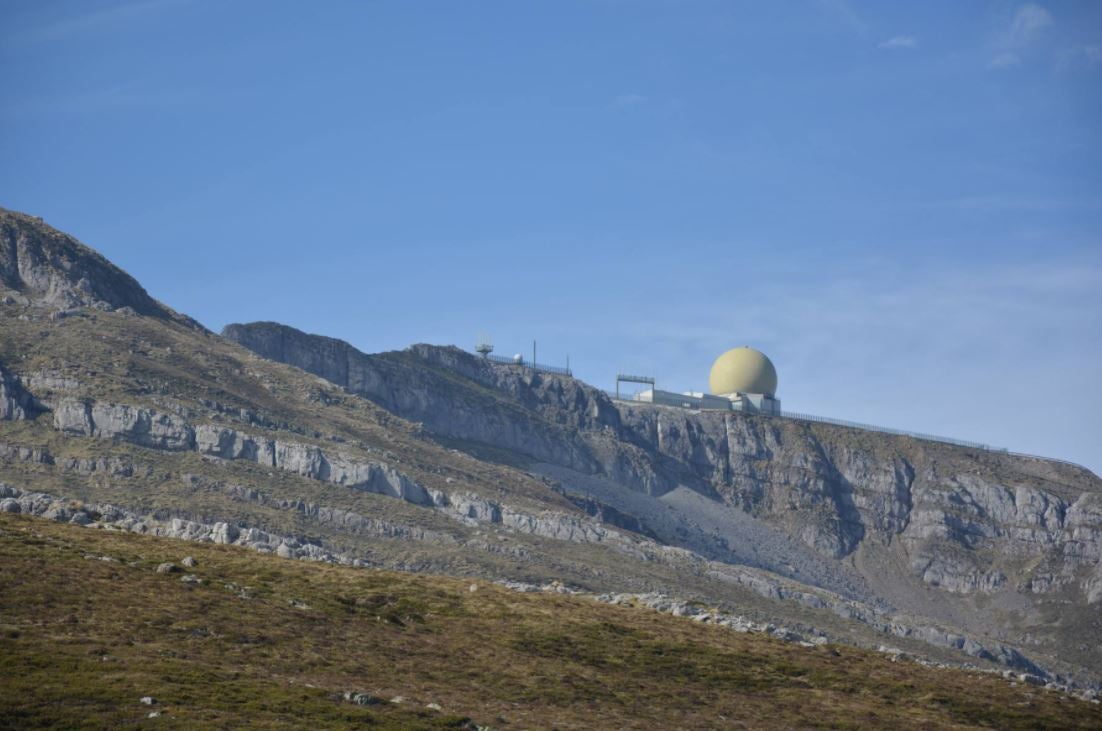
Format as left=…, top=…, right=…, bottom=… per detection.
left=708, top=346, right=778, bottom=397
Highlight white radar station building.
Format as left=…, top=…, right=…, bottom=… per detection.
left=629, top=346, right=781, bottom=415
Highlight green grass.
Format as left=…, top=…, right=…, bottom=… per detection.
left=1, top=514, right=1098, bottom=730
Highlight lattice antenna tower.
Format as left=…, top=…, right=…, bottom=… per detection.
left=475, top=332, right=494, bottom=358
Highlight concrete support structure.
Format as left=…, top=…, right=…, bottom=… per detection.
left=631, top=388, right=780, bottom=415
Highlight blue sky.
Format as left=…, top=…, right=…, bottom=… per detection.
left=2, top=0, right=1100, bottom=472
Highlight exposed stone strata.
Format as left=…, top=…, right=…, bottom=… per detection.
left=0, top=366, right=39, bottom=420
left=46, top=395, right=636, bottom=549
left=0, top=208, right=187, bottom=320
left=0, top=480, right=1064, bottom=685
left=61, top=455, right=145, bottom=477
left=53, top=397, right=195, bottom=450
left=0, top=483, right=342, bottom=561
left=0, top=442, right=53, bottom=464
left=224, top=323, right=1102, bottom=603
left=428, top=489, right=624, bottom=544
left=215, top=482, right=456, bottom=545
left=20, top=371, right=80, bottom=393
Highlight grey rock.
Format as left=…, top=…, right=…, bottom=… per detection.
left=224, top=324, right=1102, bottom=606
left=61, top=455, right=138, bottom=477
left=19, top=370, right=80, bottom=393
left=0, top=208, right=189, bottom=321
left=0, top=366, right=40, bottom=421
left=181, top=556, right=197, bottom=567
left=0, top=442, right=53, bottom=464
left=155, top=563, right=179, bottom=574
left=2, top=480, right=1084, bottom=688
left=53, top=397, right=194, bottom=450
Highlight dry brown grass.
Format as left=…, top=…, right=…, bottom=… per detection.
left=1, top=513, right=1098, bottom=730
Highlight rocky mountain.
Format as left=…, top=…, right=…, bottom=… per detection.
left=223, top=323, right=1102, bottom=602
left=2, top=208, right=1100, bottom=696
left=0, top=208, right=191, bottom=322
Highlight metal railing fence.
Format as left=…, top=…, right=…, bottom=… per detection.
left=605, top=391, right=1000, bottom=451
left=772, top=409, right=998, bottom=451
left=472, top=350, right=1092, bottom=473
left=482, top=352, right=572, bottom=377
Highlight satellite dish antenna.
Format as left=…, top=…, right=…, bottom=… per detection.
left=475, top=332, right=493, bottom=358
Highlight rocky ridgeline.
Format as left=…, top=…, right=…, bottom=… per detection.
left=46, top=394, right=638, bottom=548
left=0, top=483, right=337, bottom=562
left=4, top=208, right=1100, bottom=706
left=404, top=346, right=1102, bottom=603
left=0, top=208, right=191, bottom=322
left=223, top=323, right=1102, bottom=606
left=2, top=406, right=1067, bottom=690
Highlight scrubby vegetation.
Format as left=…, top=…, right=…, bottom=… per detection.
left=1, top=514, right=1097, bottom=730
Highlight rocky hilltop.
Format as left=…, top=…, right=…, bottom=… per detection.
left=0, top=208, right=190, bottom=322
left=225, top=321, right=1102, bottom=682
left=0, top=209, right=1099, bottom=695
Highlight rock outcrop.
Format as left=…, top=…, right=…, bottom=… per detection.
left=54, top=398, right=195, bottom=450
left=43, top=394, right=640, bottom=548
left=0, top=208, right=190, bottom=322
left=224, top=322, right=1102, bottom=608
left=0, top=366, right=39, bottom=420
left=0, top=478, right=1063, bottom=684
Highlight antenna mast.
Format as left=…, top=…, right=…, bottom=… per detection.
left=475, top=332, right=493, bottom=358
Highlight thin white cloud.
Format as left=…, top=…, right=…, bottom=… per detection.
left=610, top=255, right=1102, bottom=470
left=878, top=36, right=918, bottom=50
left=17, top=0, right=190, bottom=46
left=815, top=0, right=868, bottom=34
left=1057, top=44, right=1102, bottom=70
left=938, top=194, right=1102, bottom=212
left=1007, top=3, right=1053, bottom=46
left=988, top=3, right=1053, bottom=69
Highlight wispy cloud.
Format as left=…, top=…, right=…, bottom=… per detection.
left=1056, top=43, right=1102, bottom=70
left=1006, top=3, right=1053, bottom=46
left=814, top=0, right=868, bottom=34
left=576, top=250, right=1102, bottom=470
left=878, top=35, right=918, bottom=50
left=15, top=0, right=189, bottom=46
left=611, top=93, right=648, bottom=109
left=937, top=194, right=1102, bottom=213
left=0, top=83, right=197, bottom=121
left=988, top=3, right=1053, bottom=70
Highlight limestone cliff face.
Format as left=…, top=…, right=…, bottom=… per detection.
left=0, top=208, right=190, bottom=322
left=222, top=323, right=603, bottom=473
left=43, top=395, right=637, bottom=547
left=0, top=366, right=39, bottom=420
left=223, top=322, right=1102, bottom=605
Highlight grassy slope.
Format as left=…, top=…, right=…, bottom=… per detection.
left=2, top=305, right=1096, bottom=682
left=1, top=514, right=1098, bottom=730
